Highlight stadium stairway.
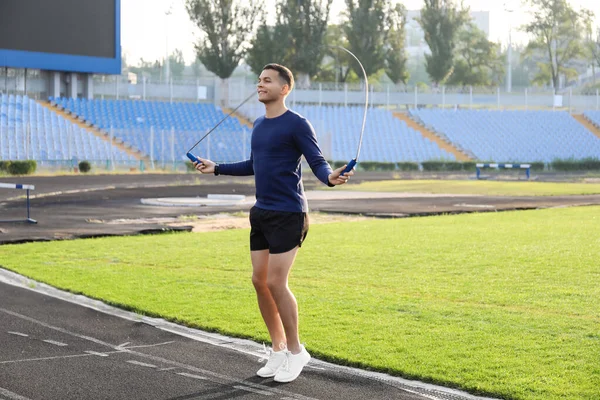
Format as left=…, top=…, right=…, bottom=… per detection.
left=573, top=114, right=600, bottom=140
left=392, top=112, right=473, bottom=161
left=43, top=101, right=150, bottom=163
left=223, top=107, right=253, bottom=129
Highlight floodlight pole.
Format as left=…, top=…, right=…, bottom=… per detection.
left=505, top=5, right=514, bottom=93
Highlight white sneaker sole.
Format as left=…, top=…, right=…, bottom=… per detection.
left=256, top=369, right=277, bottom=378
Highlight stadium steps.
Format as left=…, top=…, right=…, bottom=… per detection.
left=41, top=101, right=150, bottom=163
left=392, top=112, right=473, bottom=161
left=572, top=114, right=600, bottom=140
left=223, top=107, right=253, bottom=129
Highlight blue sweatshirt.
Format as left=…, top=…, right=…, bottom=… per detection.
left=219, top=110, right=333, bottom=212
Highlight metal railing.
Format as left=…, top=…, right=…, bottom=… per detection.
left=1, top=68, right=598, bottom=112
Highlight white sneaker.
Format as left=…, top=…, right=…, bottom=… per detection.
left=274, top=346, right=311, bottom=383
left=257, top=349, right=287, bottom=378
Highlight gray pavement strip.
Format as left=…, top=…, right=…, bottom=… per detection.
left=0, top=305, right=318, bottom=400
left=0, top=268, right=498, bottom=400
left=0, top=386, right=32, bottom=400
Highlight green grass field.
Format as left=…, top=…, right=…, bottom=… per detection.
left=1, top=206, right=599, bottom=399
left=338, top=179, right=600, bottom=196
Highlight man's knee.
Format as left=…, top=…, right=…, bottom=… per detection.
left=266, top=273, right=286, bottom=294
left=252, top=274, right=268, bottom=291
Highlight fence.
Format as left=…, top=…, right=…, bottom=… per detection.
left=226, top=80, right=600, bottom=113
left=1, top=68, right=599, bottom=112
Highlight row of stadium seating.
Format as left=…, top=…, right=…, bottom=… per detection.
left=52, top=97, right=238, bottom=131
left=237, top=103, right=456, bottom=162
left=1, top=94, right=134, bottom=161
left=53, top=97, right=252, bottom=163
left=293, top=105, right=456, bottom=162
left=56, top=97, right=457, bottom=163
left=409, top=109, right=600, bottom=163
left=8, top=93, right=598, bottom=165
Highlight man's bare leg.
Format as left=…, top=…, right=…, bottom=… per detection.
left=251, top=249, right=287, bottom=351
left=266, top=246, right=302, bottom=354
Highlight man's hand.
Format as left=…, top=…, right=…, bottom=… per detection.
left=328, top=165, right=354, bottom=186
left=193, top=158, right=216, bottom=174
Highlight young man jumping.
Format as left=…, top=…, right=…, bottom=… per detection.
left=194, top=63, right=353, bottom=383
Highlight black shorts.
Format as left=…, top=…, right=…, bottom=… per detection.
left=249, top=206, right=309, bottom=254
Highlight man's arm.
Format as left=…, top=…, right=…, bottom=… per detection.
left=293, top=119, right=353, bottom=186
left=195, top=153, right=254, bottom=176
left=219, top=157, right=254, bottom=176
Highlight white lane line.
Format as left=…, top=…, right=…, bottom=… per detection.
left=126, top=360, right=157, bottom=368
left=121, top=341, right=175, bottom=349
left=7, top=332, right=28, bottom=337
left=0, top=354, right=93, bottom=365
left=128, top=351, right=318, bottom=400
left=0, top=307, right=122, bottom=348
left=233, top=385, right=274, bottom=396
left=84, top=351, right=109, bottom=357
left=118, top=342, right=131, bottom=347
left=42, top=340, right=68, bottom=347
left=0, top=386, right=32, bottom=400
left=157, top=367, right=177, bottom=372
left=0, top=307, right=318, bottom=400
left=453, top=203, right=495, bottom=208
left=177, top=372, right=208, bottom=380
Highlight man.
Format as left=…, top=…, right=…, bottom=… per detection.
left=194, top=63, right=353, bottom=383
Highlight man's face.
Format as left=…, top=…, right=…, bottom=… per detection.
left=257, top=69, right=289, bottom=104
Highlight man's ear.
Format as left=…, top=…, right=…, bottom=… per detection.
left=281, top=84, right=290, bottom=96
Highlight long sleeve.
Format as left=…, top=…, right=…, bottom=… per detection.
left=293, top=120, right=334, bottom=187
left=219, top=153, right=254, bottom=176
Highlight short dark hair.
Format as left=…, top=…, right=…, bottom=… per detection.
left=262, top=63, right=294, bottom=92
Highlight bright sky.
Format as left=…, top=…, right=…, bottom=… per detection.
left=121, top=0, right=600, bottom=66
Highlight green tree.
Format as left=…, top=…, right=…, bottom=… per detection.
left=313, top=24, right=350, bottom=83
left=191, top=58, right=206, bottom=78
left=246, top=17, right=290, bottom=76
left=186, top=0, right=263, bottom=80
left=342, top=0, right=408, bottom=83
left=276, top=0, right=333, bottom=87
left=314, top=24, right=371, bottom=83
left=168, top=49, right=186, bottom=80
left=385, top=3, right=409, bottom=84
left=500, top=45, right=535, bottom=88
left=522, top=0, right=590, bottom=93
left=129, top=58, right=164, bottom=82
left=448, top=23, right=504, bottom=87
left=342, top=0, right=387, bottom=79
left=417, top=0, right=470, bottom=85
left=584, top=20, right=600, bottom=85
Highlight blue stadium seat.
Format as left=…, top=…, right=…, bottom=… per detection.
left=237, top=103, right=455, bottom=162
left=0, top=95, right=135, bottom=162
left=57, top=98, right=252, bottom=163
left=409, top=109, right=600, bottom=162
